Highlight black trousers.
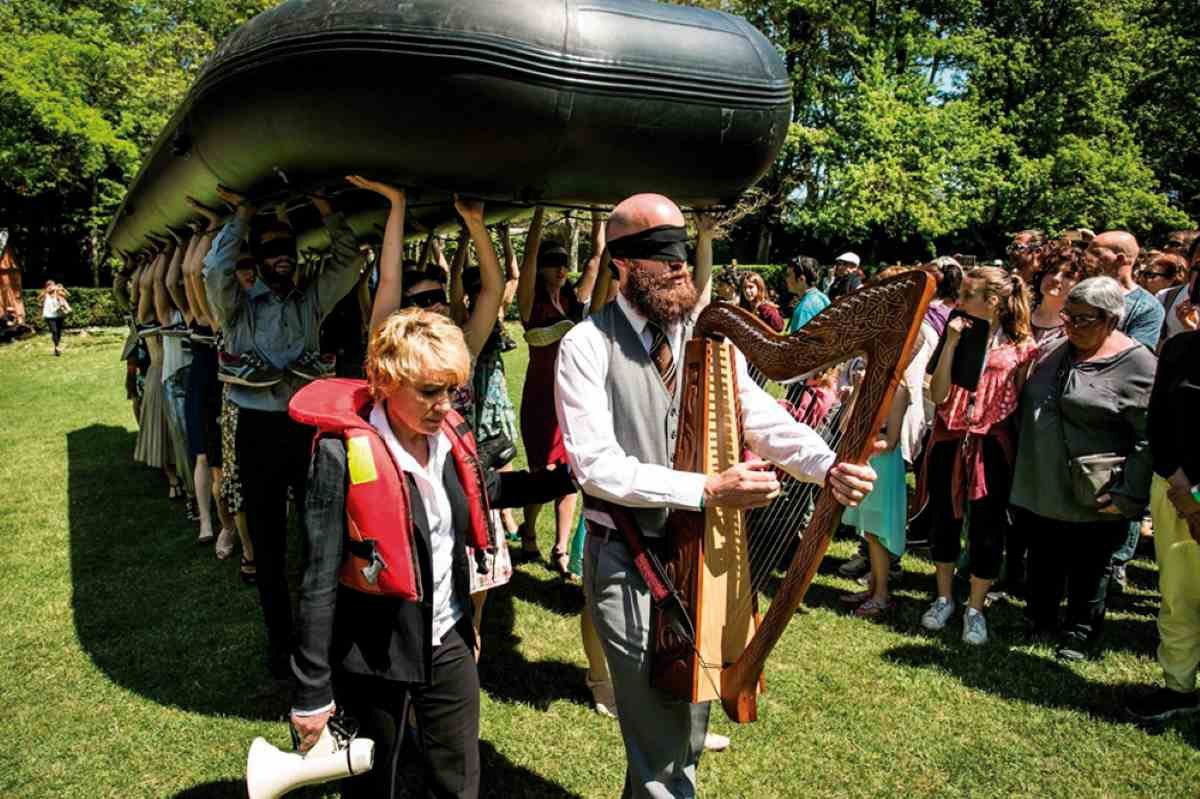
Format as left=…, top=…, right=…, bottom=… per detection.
left=926, top=437, right=1012, bottom=580
left=46, top=316, right=64, bottom=347
left=235, top=407, right=311, bottom=673
left=1020, top=507, right=1128, bottom=645
left=337, top=623, right=481, bottom=799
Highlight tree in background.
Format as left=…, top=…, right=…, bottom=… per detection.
left=0, top=0, right=273, bottom=287
left=0, top=0, right=1195, bottom=285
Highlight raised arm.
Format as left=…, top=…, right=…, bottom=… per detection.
left=589, top=251, right=615, bottom=315
left=186, top=197, right=225, bottom=327
left=312, top=190, right=366, bottom=316
left=573, top=211, right=604, bottom=307
left=499, top=223, right=520, bottom=314
left=165, top=232, right=190, bottom=316
left=201, top=185, right=254, bottom=327
left=692, top=211, right=718, bottom=311
left=456, top=198, right=505, bottom=358
left=348, top=176, right=406, bottom=337
left=151, top=240, right=175, bottom=325
left=137, top=245, right=161, bottom=324
left=448, top=225, right=469, bottom=326
left=517, top=207, right=545, bottom=323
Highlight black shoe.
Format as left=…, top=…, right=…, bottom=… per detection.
left=1055, top=632, right=1095, bottom=662
left=1126, top=688, right=1200, bottom=723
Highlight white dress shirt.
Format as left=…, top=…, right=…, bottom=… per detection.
left=1157, top=284, right=1190, bottom=344
left=555, top=293, right=837, bottom=529
left=370, top=403, right=463, bottom=646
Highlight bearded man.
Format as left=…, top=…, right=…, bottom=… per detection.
left=203, top=185, right=365, bottom=685
left=554, top=193, right=878, bottom=798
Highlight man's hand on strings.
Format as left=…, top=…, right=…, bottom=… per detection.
left=703, top=460, right=780, bottom=509
left=827, top=440, right=883, bottom=507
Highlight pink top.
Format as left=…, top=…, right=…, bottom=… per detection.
left=938, top=337, right=1039, bottom=435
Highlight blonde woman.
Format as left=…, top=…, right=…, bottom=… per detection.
left=289, top=308, right=570, bottom=798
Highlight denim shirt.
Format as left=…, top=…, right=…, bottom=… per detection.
left=202, top=213, right=364, bottom=411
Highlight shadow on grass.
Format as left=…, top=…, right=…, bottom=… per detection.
left=169, top=741, right=583, bottom=798
left=477, top=568, right=590, bottom=711
left=68, top=424, right=281, bottom=722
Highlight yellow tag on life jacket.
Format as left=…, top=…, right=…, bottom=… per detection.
left=347, top=436, right=378, bottom=485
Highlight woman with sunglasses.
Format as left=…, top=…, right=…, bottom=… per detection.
left=514, top=208, right=603, bottom=574
left=1010, top=276, right=1156, bottom=661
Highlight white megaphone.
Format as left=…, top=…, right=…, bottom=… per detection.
left=246, top=716, right=375, bottom=799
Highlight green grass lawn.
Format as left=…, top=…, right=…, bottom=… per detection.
left=1, top=328, right=1197, bottom=798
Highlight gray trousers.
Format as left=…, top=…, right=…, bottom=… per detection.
left=584, top=534, right=709, bottom=798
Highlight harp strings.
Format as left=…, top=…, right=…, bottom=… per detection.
left=742, top=363, right=859, bottom=601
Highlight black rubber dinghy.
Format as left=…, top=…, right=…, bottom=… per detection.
left=106, top=0, right=792, bottom=254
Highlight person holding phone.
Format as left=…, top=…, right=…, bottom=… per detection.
left=917, top=266, right=1038, bottom=645
left=1009, top=277, right=1156, bottom=661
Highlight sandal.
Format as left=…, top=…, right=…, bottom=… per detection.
left=853, top=598, right=893, bottom=618
left=549, top=545, right=571, bottom=578
left=215, top=527, right=237, bottom=560
left=839, top=589, right=873, bottom=605
left=168, top=482, right=183, bottom=500
left=239, top=557, right=257, bottom=585
left=184, top=498, right=200, bottom=522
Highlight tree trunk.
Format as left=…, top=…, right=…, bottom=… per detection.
left=755, top=223, right=772, bottom=264
left=566, top=212, right=580, bottom=273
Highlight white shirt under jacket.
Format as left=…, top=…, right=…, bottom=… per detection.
left=554, top=292, right=838, bottom=530
left=369, top=402, right=463, bottom=647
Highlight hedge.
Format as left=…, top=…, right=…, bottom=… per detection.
left=21, top=288, right=126, bottom=332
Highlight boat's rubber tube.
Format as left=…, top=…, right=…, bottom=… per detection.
left=106, top=0, right=792, bottom=254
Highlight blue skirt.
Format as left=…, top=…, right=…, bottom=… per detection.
left=843, top=447, right=907, bottom=556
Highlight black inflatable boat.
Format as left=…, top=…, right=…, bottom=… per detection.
left=106, top=0, right=792, bottom=254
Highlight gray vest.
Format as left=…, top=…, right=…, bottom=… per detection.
left=589, top=301, right=694, bottom=536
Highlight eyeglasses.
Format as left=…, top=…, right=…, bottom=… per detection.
left=1142, top=271, right=1173, bottom=280
left=402, top=288, right=447, bottom=309
left=1007, top=243, right=1042, bottom=255
left=1059, top=311, right=1105, bottom=328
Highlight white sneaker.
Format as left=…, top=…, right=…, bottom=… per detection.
left=962, top=608, right=988, bottom=646
left=704, top=732, right=731, bottom=752
left=921, top=597, right=955, bottom=630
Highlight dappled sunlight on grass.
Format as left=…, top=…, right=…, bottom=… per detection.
left=0, top=328, right=1197, bottom=798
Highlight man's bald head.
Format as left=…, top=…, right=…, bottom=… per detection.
left=1091, top=231, right=1139, bottom=263
left=1086, top=230, right=1139, bottom=287
left=606, top=193, right=686, bottom=242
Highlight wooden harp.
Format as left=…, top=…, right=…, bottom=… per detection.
left=652, top=271, right=934, bottom=723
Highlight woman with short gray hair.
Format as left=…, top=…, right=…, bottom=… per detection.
left=1010, top=276, right=1157, bottom=661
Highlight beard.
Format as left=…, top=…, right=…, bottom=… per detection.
left=623, top=263, right=698, bottom=327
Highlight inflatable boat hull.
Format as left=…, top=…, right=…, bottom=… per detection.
left=107, top=0, right=792, bottom=254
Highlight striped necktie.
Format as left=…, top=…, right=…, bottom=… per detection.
left=647, top=322, right=676, bottom=395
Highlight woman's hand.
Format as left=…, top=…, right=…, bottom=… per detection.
left=946, top=315, right=971, bottom=340
left=693, top=210, right=720, bottom=236
left=1176, top=300, right=1199, bottom=332
left=346, top=175, right=405, bottom=205
left=290, top=706, right=335, bottom=755
left=185, top=196, right=222, bottom=224
left=214, top=185, right=255, bottom=220
left=454, top=195, right=485, bottom=226
left=1167, top=485, right=1200, bottom=519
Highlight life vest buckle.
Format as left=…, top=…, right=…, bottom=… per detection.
left=361, top=550, right=388, bottom=585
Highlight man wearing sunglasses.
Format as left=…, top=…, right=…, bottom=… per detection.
left=203, top=183, right=366, bottom=687
left=1007, top=229, right=1046, bottom=285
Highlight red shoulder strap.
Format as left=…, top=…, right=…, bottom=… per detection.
left=442, top=410, right=492, bottom=551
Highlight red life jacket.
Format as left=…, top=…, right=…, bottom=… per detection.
left=289, top=378, right=492, bottom=600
